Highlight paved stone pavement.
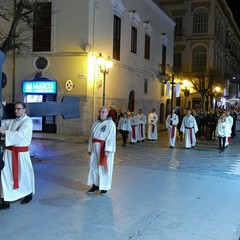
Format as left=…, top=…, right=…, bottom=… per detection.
left=1, top=127, right=240, bottom=240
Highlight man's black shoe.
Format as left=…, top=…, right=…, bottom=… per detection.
left=100, top=190, right=108, bottom=196
left=0, top=202, right=10, bottom=210
left=87, top=185, right=99, bottom=195
left=20, top=193, right=33, bottom=204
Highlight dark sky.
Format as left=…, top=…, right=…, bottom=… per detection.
left=225, top=0, right=240, bottom=29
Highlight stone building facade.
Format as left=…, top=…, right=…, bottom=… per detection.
left=1, top=0, right=175, bottom=135
left=158, top=0, right=240, bottom=109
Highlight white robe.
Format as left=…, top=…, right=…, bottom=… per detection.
left=215, top=120, right=229, bottom=137
left=147, top=112, right=158, bottom=140
left=87, top=118, right=116, bottom=190
left=117, top=117, right=131, bottom=132
left=0, top=115, right=35, bottom=202
left=129, top=116, right=139, bottom=143
left=166, top=113, right=179, bottom=147
left=225, top=115, right=233, bottom=146
left=180, top=115, right=198, bottom=148
left=137, top=113, right=147, bottom=141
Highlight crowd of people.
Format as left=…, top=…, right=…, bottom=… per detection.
left=0, top=102, right=238, bottom=211
left=115, top=107, right=160, bottom=146
left=108, top=105, right=239, bottom=153
left=0, top=103, right=238, bottom=207
left=169, top=106, right=240, bottom=152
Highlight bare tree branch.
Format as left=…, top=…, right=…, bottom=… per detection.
left=0, top=0, right=49, bottom=54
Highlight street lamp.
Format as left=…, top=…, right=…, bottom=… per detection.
left=97, top=53, right=113, bottom=106
left=214, top=86, right=221, bottom=110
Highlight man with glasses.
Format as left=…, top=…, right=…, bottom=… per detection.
left=87, top=106, right=116, bottom=196
left=0, top=101, right=34, bottom=210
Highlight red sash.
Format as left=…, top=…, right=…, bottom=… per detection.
left=152, top=124, right=155, bottom=133
left=131, top=125, right=137, bottom=139
left=171, top=124, right=177, bottom=138
left=92, top=139, right=108, bottom=171
left=185, top=126, right=194, bottom=144
left=5, top=146, right=29, bottom=189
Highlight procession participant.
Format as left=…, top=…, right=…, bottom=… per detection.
left=0, top=101, right=35, bottom=210
left=215, top=113, right=229, bottom=153
left=176, top=107, right=184, bottom=141
left=180, top=109, right=198, bottom=149
left=87, top=106, right=116, bottom=196
left=108, top=105, right=118, bottom=124
left=147, top=108, right=158, bottom=140
left=116, top=108, right=123, bottom=127
left=166, top=107, right=179, bottom=149
left=136, top=109, right=147, bottom=142
left=225, top=110, right=233, bottom=147
left=117, top=112, right=131, bottom=147
left=230, top=108, right=237, bottom=137
left=129, top=112, right=139, bottom=144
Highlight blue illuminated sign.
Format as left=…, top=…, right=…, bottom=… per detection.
left=22, top=80, right=57, bottom=94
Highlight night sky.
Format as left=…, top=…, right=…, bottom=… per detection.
left=225, top=0, right=240, bottom=29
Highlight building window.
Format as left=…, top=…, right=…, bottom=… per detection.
left=174, top=17, right=183, bottom=36
left=131, top=26, right=137, bottom=54
left=192, top=45, right=207, bottom=72
left=33, top=2, right=52, bottom=52
left=113, top=15, right=121, bottom=60
left=144, top=79, right=148, bottom=94
left=173, top=53, right=182, bottom=74
left=192, top=9, right=208, bottom=34
left=144, top=34, right=150, bottom=60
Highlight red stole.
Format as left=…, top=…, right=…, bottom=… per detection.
left=131, top=125, right=137, bottom=139
left=152, top=124, right=155, bottom=133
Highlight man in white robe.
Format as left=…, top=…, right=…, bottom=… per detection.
left=166, top=108, right=179, bottom=149
left=225, top=110, right=233, bottom=147
left=147, top=108, right=158, bottom=140
left=137, top=109, right=147, bottom=142
left=87, top=106, right=116, bottom=196
left=0, top=101, right=35, bottom=210
left=180, top=109, right=198, bottom=149
left=117, top=112, right=131, bottom=147
left=129, top=112, right=139, bottom=144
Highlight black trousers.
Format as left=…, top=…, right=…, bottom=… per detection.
left=218, top=136, right=226, bottom=150
left=120, top=130, right=129, bottom=145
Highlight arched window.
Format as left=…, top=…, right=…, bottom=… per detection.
left=192, top=45, right=207, bottom=72
left=128, top=90, right=135, bottom=112
left=192, top=8, right=208, bottom=34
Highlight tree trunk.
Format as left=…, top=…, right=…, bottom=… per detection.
left=201, top=93, right=205, bottom=110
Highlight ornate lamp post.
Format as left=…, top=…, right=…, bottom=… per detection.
left=97, top=53, right=113, bottom=106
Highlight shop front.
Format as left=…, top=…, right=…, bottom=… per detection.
left=22, top=78, right=57, bottom=133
